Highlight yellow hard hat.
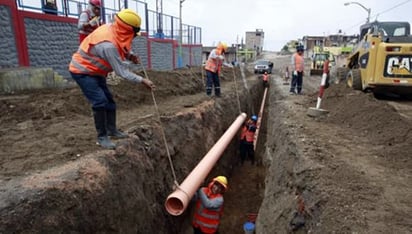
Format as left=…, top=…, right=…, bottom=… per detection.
left=116, top=9, right=141, bottom=36
left=217, top=42, right=228, bottom=52
left=213, top=176, right=228, bottom=190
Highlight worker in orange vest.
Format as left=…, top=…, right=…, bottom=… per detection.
left=77, top=0, right=102, bottom=43
left=69, top=9, right=155, bottom=149
left=262, top=71, right=269, bottom=88
left=192, top=176, right=228, bottom=234
left=204, top=42, right=228, bottom=97
left=239, top=115, right=257, bottom=165
left=290, top=45, right=305, bottom=94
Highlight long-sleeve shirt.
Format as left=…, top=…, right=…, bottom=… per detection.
left=90, top=41, right=143, bottom=83
left=198, top=188, right=224, bottom=210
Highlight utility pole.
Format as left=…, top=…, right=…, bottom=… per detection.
left=178, top=0, right=185, bottom=68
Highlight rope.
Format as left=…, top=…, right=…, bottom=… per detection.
left=139, top=62, right=179, bottom=187
left=232, top=67, right=242, bottom=114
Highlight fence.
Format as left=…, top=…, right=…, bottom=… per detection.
left=15, top=0, right=201, bottom=44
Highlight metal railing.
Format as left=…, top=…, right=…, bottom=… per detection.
left=15, top=0, right=201, bottom=44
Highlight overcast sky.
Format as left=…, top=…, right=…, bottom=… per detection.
left=146, top=0, right=412, bottom=51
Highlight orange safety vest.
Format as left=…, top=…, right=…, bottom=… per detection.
left=192, top=187, right=223, bottom=234
left=70, top=18, right=133, bottom=77
left=245, top=129, right=255, bottom=143
left=240, top=125, right=248, bottom=140
left=293, top=53, right=304, bottom=72
left=205, top=48, right=224, bottom=74
left=263, top=74, right=268, bottom=81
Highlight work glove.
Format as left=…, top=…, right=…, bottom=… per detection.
left=142, top=78, right=156, bottom=90
left=293, top=70, right=298, bottom=76
left=89, top=16, right=100, bottom=27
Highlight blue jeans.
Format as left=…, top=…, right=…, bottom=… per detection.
left=206, top=70, right=221, bottom=96
left=70, top=73, right=116, bottom=111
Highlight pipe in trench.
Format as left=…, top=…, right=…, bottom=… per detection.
left=165, top=112, right=247, bottom=216
left=254, top=87, right=268, bottom=150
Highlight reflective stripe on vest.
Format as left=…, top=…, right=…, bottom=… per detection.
left=294, top=53, right=304, bottom=72
left=240, top=125, right=247, bottom=140
left=69, top=25, right=117, bottom=76
left=192, top=188, right=223, bottom=233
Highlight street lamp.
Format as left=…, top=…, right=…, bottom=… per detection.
left=344, top=1, right=371, bottom=23
left=178, top=0, right=185, bottom=68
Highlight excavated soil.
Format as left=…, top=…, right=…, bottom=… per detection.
left=1, top=54, right=412, bottom=234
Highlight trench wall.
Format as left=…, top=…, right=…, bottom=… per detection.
left=255, top=82, right=323, bottom=233
left=0, top=0, right=202, bottom=77
left=0, top=79, right=262, bottom=233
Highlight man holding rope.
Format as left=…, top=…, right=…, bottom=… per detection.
left=69, top=9, right=155, bottom=149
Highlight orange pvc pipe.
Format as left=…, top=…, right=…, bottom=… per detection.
left=165, top=112, right=247, bottom=216
left=254, top=87, right=268, bottom=151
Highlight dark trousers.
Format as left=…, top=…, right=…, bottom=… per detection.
left=71, top=73, right=116, bottom=111
left=239, top=140, right=255, bottom=165
left=206, top=70, right=221, bottom=96
left=290, top=71, right=303, bottom=94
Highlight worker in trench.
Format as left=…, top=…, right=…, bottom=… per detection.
left=69, top=9, right=155, bottom=149
left=262, top=71, right=269, bottom=88
left=77, top=0, right=102, bottom=44
left=239, top=115, right=257, bottom=165
left=192, top=176, right=228, bottom=234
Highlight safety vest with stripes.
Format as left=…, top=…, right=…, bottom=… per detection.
left=192, top=187, right=223, bottom=234
left=69, top=24, right=126, bottom=77
left=245, top=128, right=255, bottom=143
left=205, top=49, right=223, bottom=74
left=263, top=74, right=268, bottom=81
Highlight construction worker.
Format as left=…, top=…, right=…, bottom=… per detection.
left=78, top=0, right=102, bottom=43
left=192, top=176, right=228, bottom=234
left=204, top=42, right=228, bottom=97
left=69, top=9, right=155, bottom=149
left=262, top=71, right=269, bottom=88
left=290, top=45, right=305, bottom=94
left=239, top=115, right=257, bottom=165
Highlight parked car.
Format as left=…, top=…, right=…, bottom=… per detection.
left=254, top=60, right=273, bottom=74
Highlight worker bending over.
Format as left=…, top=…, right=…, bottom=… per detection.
left=69, top=9, right=155, bottom=149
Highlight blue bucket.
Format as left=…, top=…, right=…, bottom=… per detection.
left=243, top=221, right=255, bottom=234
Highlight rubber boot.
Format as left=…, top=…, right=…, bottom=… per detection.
left=93, top=109, right=116, bottom=149
left=106, top=110, right=128, bottom=138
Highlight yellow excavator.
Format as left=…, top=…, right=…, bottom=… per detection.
left=339, top=21, right=412, bottom=97
left=310, top=52, right=334, bottom=76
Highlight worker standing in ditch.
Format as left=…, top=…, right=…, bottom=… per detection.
left=290, top=45, right=305, bottom=94
left=192, top=176, right=228, bottom=234
left=239, top=115, right=257, bottom=165
left=77, top=0, right=102, bottom=43
left=204, top=42, right=228, bottom=97
left=262, top=71, right=269, bottom=88
left=69, top=9, right=155, bottom=149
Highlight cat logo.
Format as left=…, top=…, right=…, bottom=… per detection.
left=385, top=55, right=412, bottom=78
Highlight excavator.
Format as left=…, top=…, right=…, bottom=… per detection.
left=337, top=21, right=412, bottom=97
left=310, top=51, right=334, bottom=76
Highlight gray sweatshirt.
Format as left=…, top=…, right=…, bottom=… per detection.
left=89, top=41, right=143, bottom=83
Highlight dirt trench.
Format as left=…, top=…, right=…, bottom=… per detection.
left=0, top=67, right=265, bottom=233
